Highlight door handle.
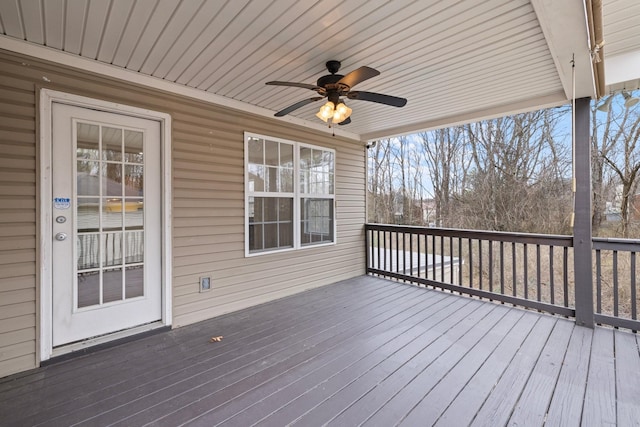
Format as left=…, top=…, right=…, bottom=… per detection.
left=55, top=232, right=67, bottom=241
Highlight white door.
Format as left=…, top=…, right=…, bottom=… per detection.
left=51, top=103, right=162, bottom=347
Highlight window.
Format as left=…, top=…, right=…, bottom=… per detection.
left=245, top=133, right=335, bottom=255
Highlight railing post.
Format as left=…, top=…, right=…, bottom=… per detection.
left=574, top=97, right=594, bottom=328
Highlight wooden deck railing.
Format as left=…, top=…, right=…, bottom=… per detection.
left=593, top=237, right=640, bottom=330
left=365, top=223, right=640, bottom=331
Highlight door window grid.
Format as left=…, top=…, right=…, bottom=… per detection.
left=76, top=121, right=145, bottom=308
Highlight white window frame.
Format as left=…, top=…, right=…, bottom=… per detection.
left=244, top=132, right=336, bottom=257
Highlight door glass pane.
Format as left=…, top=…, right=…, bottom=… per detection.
left=77, top=234, right=100, bottom=270
left=103, top=163, right=123, bottom=196
left=125, top=266, right=144, bottom=298
left=103, top=232, right=123, bottom=267
left=124, top=130, right=143, bottom=163
left=77, top=123, right=99, bottom=160
left=77, top=272, right=100, bottom=308
left=102, top=127, right=122, bottom=161
left=103, top=268, right=123, bottom=303
left=103, top=198, right=123, bottom=231
left=124, top=198, right=144, bottom=230
left=124, top=165, right=144, bottom=196
left=77, top=161, right=100, bottom=195
left=125, top=231, right=144, bottom=264
left=77, top=198, right=99, bottom=232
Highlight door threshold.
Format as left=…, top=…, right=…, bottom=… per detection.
left=45, top=322, right=169, bottom=365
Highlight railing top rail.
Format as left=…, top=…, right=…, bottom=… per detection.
left=365, top=223, right=573, bottom=247
left=593, top=237, right=640, bottom=252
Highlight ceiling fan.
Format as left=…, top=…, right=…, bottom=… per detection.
left=266, top=60, right=407, bottom=125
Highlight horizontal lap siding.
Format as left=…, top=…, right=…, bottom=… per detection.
left=0, top=55, right=37, bottom=377
left=0, top=50, right=365, bottom=377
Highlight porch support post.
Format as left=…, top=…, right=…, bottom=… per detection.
left=573, top=97, right=594, bottom=328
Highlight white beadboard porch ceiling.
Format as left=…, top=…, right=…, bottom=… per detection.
left=0, top=0, right=632, bottom=141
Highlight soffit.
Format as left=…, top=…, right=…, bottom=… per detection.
left=0, top=0, right=596, bottom=140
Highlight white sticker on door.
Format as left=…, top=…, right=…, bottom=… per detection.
left=53, top=197, right=71, bottom=209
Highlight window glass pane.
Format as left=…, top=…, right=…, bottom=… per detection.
left=279, top=224, right=293, bottom=247
left=248, top=164, right=264, bottom=192
left=300, top=198, right=334, bottom=246
left=300, top=170, right=309, bottom=194
left=280, top=168, right=293, bottom=192
left=279, top=198, right=292, bottom=222
left=77, top=123, right=99, bottom=160
left=267, top=166, right=278, bottom=192
left=264, top=197, right=278, bottom=222
left=312, top=149, right=324, bottom=167
left=280, top=143, right=293, bottom=167
left=124, top=130, right=143, bottom=163
left=329, top=173, right=334, bottom=194
left=249, top=224, right=263, bottom=251
left=248, top=137, right=263, bottom=164
left=264, top=223, right=278, bottom=249
left=102, top=127, right=122, bottom=161
left=265, top=140, right=279, bottom=166
left=250, top=197, right=262, bottom=222
left=300, top=147, right=312, bottom=170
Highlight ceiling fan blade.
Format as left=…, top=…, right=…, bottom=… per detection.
left=266, top=81, right=322, bottom=91
left=347, top=91, right=407, bottom=107
left=337, top=117, right=351, bottom=125
left=337, top=66, right=380, bottom=88
left=274, top=97, right=323, bottom=117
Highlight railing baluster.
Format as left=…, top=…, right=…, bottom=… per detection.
left=431, top=234, right=436, bottom=281
left=563, top=247, right=569, bottom=308
left=549, top=246, right=555, bottom=305
left=500, top=241, right=505, bottom=296
left=449, top=236, right=454, bottom=284
left=536, top=245, right=541, bottom=302
left=479, top=239, right=483, bottom=291
left=512, top=242, right=517, bottom=297
left=440, top=235, right=445, bottom=283
left=409, top=231, right=413, bottom=278
left=523, top=243, right=528, bottom=300
left=488, top=241, right=493, bottom=294
left=631, top=252, right=637, bottom=321
left=613, top=250, right=619, bottom=317
left=596, top=249, right=602, bottom=314
left=469, top=238, right=473, bottom=289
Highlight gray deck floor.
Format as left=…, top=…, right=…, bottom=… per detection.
left=1, top=275, right=639, bottom=426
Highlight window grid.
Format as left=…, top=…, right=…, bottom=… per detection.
left=245, top=133, right=335, bottom=256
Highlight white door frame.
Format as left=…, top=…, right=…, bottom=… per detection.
left=39, top=89, right=172, bottom=362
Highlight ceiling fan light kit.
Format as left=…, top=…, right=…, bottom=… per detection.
left=267, top=60, right=407, bottom=126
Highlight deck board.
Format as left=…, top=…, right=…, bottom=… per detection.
left=614, top=330, right=640, bottom=426
left=582, top=327, right=617, bottom=426
left=0, top=275, right=638, bottom=427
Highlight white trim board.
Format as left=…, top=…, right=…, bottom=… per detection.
left=38, top=89, right=173, bottom=362
left=1, top=36, right=361, bottom=142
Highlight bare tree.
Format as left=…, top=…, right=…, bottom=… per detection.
left=595, top=93, right=640, bottom=237
left=418, top=126, right=469, bottom=226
